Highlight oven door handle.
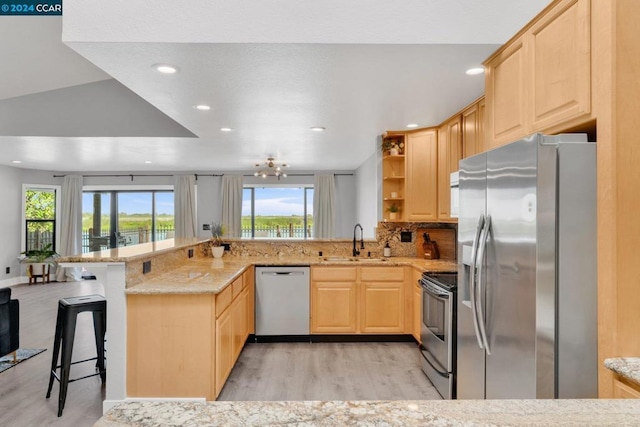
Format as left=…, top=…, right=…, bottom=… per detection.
left=419, top=345, right=450, bottom=378
left=421, top=282, right=449, bottom=301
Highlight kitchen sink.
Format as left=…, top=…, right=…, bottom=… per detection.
left=322, top=256, right=387, bottom=262
left=322, top=256, right=353, bottom=262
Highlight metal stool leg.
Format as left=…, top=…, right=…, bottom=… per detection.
left=92, top=310, right=107, bottom=383
left=46, top=306, right=64, bottom=399
left=57, top=311, right=77, bottom=417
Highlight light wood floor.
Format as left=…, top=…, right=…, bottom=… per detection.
left=1, top=280, right=439, bottom=426
left=218, top=342, right=441, bottom=401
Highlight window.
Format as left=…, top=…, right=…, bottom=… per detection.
left=242, top=187, right=314, bottom=238
left=82, top=189, right=174, bottom=252
left=24, top=188, right=57, bottom=252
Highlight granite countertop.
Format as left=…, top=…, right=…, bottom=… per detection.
left=94, top=399, right=640, bottom=426
left=58, top=237, right=210, bottom=263
left=604, top=357, right=640, bottom=385
left=125, top=256, right=457, bottom=295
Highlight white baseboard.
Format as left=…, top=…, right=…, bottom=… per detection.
left=104, top=397, right=206, bottom=413
left=0, top=276, right=29, bottom=288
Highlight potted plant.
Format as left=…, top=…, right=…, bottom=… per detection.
left=381, top=138, right=405, bottom=156
left=21, top=243, right=59, bottom=280
left=387, top=203, right=400, bottom=220
left=210, top=222, right=226, bottom=258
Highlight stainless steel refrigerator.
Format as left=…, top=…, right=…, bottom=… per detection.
left=457, top=133, right=597, bottom=399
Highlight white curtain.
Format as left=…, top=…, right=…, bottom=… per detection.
left=221, top=175, right=243, bottom=237
left=313, top=174, right=336, bottom=239
left=173, top=175, right=197, bottom=238
left=57, top=175, right=83, bottom=281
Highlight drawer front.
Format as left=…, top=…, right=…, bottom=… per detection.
left=216, top=283, right=233, bottom=317
left=231, top=276, right=244, bottom=299
left=312, top=266, right=357, bottom=282
left=361, top=266, right=405, bottom=282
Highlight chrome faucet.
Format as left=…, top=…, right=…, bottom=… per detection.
left=353, top=223, right=364, bottom=257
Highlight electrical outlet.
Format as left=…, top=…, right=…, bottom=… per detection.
left=188, top=248, right=194, bottom=258
left=203, top=223, right=211, bottom=230
left=400, top=231, right=412, bottom=242
left=143, top=260, right=151, bottom=274
left=5, top=267, right=9, bottom=274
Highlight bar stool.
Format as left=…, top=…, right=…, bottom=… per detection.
left=46, top=294, right=106, bottom=417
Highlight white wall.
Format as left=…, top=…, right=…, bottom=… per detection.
left=0, top=165, right=25, bottom=286
left=355, top=151, right=380, bottom=238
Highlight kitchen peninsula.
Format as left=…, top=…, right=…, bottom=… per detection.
left=59, top=236, right=456, bottom=412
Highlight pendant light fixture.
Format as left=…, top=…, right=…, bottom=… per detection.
left=254, top=157, right=288, bottom=180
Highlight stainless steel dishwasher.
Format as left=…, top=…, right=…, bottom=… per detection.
left=255, top=266, right=310, bottom=337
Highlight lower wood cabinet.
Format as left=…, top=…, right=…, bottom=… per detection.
left=613, top=377, right=640, bottom=399
left=311, top=266, right=407, bottom=334
left=360, top=267, right=405, bottom=333
left=127, top=266, right=254, bottom=401
left=311, top=267, right=358, bottom=333
left=412, top=269, right=422, bottom=343
left=215, top=304, right=233, bottom=396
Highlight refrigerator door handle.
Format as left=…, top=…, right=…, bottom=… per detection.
left=469, top=214, right=485, bottom=349
left=475, top=215, right=492, bottom=355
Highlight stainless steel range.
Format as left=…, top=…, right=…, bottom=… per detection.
left=419, top=272, right=457, bottom=399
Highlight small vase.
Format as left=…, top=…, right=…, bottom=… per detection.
left=389, top=148, right=399, bottom=156
left=389, top=212, right=397, bottom=220
left=211, top=246, right=224, bottom=258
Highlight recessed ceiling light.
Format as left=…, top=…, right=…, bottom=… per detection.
left=220, top=127, right=233, bottom=132
left=466, top=67, right=485, bottom=76
left=194, top=104, right=211, bottom=111
left=310, top=127, right=326, bottom=132
left=144, top=160, right=153, bottom=164
left=11, top=160, right=21, bottom=164
left=153, top=64, right=178, bottom=74
left=406, top=123, right=419, bottom=129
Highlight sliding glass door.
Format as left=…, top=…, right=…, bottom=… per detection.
left=82, top=190, right=174, bottom=252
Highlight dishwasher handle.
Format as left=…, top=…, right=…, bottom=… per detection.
left=261, top=271, right=306, bottom=276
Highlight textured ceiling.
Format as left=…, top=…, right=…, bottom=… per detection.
left=0, top=1, right=552, bottom=172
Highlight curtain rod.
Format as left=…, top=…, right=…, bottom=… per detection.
left=52, top=173, right=353, bottom=181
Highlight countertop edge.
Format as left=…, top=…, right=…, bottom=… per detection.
left=604, top=357, right=640, bottom=386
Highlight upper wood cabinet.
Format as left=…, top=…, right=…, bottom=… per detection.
left=462, top=98, right=485, bottom=159
left=484, top=0, right=591, bottom=148
left=437, top=116, right=461, bottom=221
left=485, top=35, right=527, bottom=148
left=381, top=133, right=406, bottom=222
left=528, top=0, right=591, bottom=132
left=405, top=129, right=438, bottom=221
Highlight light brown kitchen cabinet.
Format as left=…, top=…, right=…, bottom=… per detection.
left=484, top=0, right=591, bottom=148
left=232, top=288, right=248, bottom=362
left=485, top=35, right=527, bottom=148
left=243, top=266, right=255, bottom=336
left=612, top=377, right=640, bottom=399
left=437, top=116, right=462, bottom=221
left=311, top=267, right=358, bottom=333
left=215, top=303, right=233, bottom=397
left=127, top=294, right=215, bottom=399
left=381, top=154, right=406, bottom=222
left=412, top=269, right=422, bottom=343
left=405, top=129, right=438, bottom=221
left=462, top=98, right=485, bottom=159
left=311, top=266, right=407, bottom=334
left=360, top=267, right=405, bottom=333
left=127, top=267, right=253, bottom=401
left=528, top=0, right=591, bottom=132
